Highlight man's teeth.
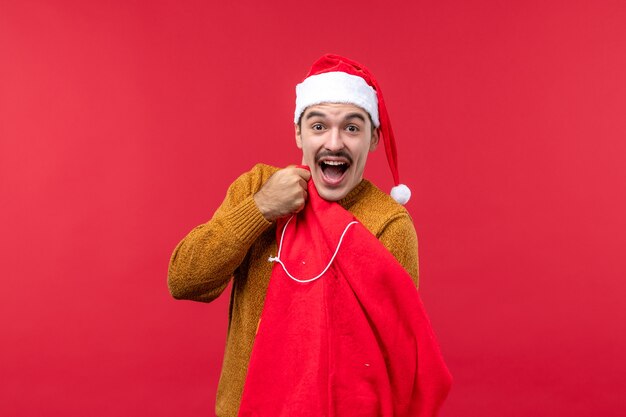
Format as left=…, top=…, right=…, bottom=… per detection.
left=323, top=161, right=347, bottom=166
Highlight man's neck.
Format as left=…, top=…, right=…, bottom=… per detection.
left=338, top=179, right=369, bottom=209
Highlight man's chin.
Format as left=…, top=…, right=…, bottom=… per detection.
left=313, top=182, right=349, bottom=202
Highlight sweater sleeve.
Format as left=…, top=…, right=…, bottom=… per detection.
left=167, top=165, right=274, bottom=302
left=377, top=213, right=420, bottom=289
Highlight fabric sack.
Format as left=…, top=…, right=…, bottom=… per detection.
left=238, top=179, right=452, bottom=417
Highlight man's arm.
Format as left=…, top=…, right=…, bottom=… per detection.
left=377, top=213, right=420, bottom=289
left=167, top=167, right=273, bottom=302
left=167, top=164, right=311, bottom=302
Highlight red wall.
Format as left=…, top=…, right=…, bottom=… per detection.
left=1, top=1, right=625, bottom=416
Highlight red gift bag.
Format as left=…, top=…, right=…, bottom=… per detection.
left=238, top=179, right=452, bottom=417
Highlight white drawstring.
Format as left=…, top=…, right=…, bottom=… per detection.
left=268, top=215, right=359, bottom=283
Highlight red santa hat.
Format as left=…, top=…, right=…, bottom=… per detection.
left=294, top=54, right=411, bottom=205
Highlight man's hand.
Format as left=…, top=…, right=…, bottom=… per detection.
left=253, top=166, right=311, bottom=222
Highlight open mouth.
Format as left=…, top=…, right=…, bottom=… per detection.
left=318, top=158, right=350, bottom=186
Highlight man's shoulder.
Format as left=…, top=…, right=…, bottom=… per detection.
left=229, top=163, right=280, bottom=193
left=250, top=163, right=281, bottom=175
left=350, top=180, right=413, bottom=236
left=241, top=163, right=280, bottom=182
left=360, top=180, right=411, bottom=217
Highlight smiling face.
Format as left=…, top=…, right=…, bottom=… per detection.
left=295, top=103, right=379, bottom=201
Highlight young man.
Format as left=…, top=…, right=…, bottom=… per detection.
left=168, top=55, right=445, bottom=417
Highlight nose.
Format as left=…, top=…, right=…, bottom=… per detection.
left=324, top=127, right=345, bottom=151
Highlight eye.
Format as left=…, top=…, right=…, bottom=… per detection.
left=312, top=123, right=324, bottom=131
left=345, top=124, right=360, bottom=133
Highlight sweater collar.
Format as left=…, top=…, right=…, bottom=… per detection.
left=338, top=179, right=370, bottom=209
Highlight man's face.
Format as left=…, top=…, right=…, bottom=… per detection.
left=295, top=103, right=379, bottom=201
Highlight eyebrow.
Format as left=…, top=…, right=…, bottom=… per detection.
left=344, top=112, right=366, bottom=123
left=305, top=111, right=326, bottom=120
left=304, top=111, right=367, bottom=123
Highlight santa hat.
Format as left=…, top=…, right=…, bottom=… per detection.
left=294, top=54, right=411, bottom=205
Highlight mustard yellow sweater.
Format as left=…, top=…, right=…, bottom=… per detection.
left=168, top=163, right=419, bottom=417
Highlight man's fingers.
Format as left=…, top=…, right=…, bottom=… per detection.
left=282, top=165, right=311, bottom=181
left=256, top=166, right=312, bottom=221
left=295, top=192, right=307, bottom=213
left=294, top=167, right=311, bottom=181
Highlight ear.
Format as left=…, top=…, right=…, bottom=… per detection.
left=369, top=127, right=380, bottom=151
left=295, top=123, right=303, bottom=149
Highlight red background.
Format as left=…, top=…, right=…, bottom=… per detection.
left=1, top=1, right=625, bottom=416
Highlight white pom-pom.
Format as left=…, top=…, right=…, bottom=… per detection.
left=390, top=184, right=411, bottom=205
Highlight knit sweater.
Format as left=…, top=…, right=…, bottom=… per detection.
left=168, top=163, right=420, bottom=417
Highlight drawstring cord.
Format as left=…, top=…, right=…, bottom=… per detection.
left=268, top=215, right=359, bottom=283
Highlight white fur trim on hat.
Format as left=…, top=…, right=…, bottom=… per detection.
left=295, top=72, right=379, bottom=127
